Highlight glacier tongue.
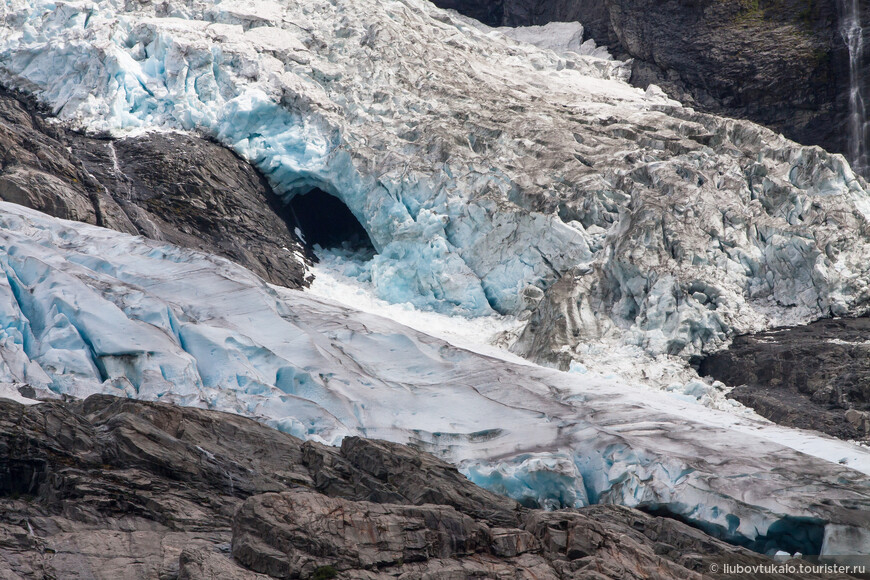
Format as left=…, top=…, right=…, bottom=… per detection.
left=4, top=0, right=870, bottom=558
left=0, top=201, right=868, bottom=555
left=6, top=0, right=870, bottom=361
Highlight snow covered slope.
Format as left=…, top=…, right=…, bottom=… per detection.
left=0, top=201, right=868, bottom=555
left=4, top=0, right=870, bottom=363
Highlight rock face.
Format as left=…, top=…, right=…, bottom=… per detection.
left=698, top=317, right=870, bottom=442
left=608, top=0, right=847, bottom=157
left=0, top=394, right=824, bottom=579
left=433, top=0, right=854, bottom=164
left=0, top=88, right=309, bottom=289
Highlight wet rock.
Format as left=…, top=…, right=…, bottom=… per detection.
left=0, top=88, right=309, bottom=289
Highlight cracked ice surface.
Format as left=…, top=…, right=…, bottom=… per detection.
left=1, top=0, right=619, bottom=317
left=6, top=0, right=870, bottom=360
left=0, top=202, right=868, bottom=554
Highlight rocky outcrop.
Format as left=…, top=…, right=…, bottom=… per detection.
left=698, top=317, right=870, bottom=442
left=232, top=490, right=493, bottom=577
left=434, top=0, right=855, bottom=164
left=0, top=88, right=310, bottom=289
left=300, top=436, right=519, bottom=527
left=607, top=0, right=847, bottom=157
left=236, top=490, right=801, bottom=579
left=0, top=394, right=825, bottom=579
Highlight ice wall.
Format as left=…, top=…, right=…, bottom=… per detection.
left=0, top=0, right=609, bottom=316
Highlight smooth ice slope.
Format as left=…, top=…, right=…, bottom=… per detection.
left=0, top=202, right=868, bottom=555
left=5, top=0, right=870, bottom=361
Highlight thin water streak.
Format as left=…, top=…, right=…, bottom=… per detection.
left=841, top=0, right=869, bottom=176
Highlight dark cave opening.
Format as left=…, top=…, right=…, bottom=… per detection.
left=288, top=188, right=375, bottom=253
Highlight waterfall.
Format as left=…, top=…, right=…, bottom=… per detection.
left=841, top=0, right=869, bottom=176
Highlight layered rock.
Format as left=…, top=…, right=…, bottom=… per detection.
left=0, top=89, right=309, bottom=289
left=0, top=394, right=831, bottom=579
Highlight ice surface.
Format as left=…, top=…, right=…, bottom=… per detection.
left=4, top=0, right=870, bottom=556
left=0, top=383, right=38, bottom=405
left=0, top=202, right=868, bottom=554
left=464, top=453, right=589, bottom=510
left=4, top=0, right=870, bottom=367
left=311, top=247, right=528, bottom=363
left=495, top=22, right=620, bottom=63
left=0, top=0, right=619, bottom=317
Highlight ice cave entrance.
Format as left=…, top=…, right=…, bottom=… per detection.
left=289, top=188, right=375, bottom=254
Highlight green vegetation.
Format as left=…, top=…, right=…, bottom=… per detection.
left=729, top=0, right=817, bottom=27
left=311, top=566, right=338, bottom=580
left=734, top=0, right=764, bottom=23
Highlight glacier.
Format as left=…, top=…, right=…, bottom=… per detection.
left=0, top=201, right=868, bottom=556
left=5, top=0, right=870, bottom=365
left=3, top=0, right=870, bottom=561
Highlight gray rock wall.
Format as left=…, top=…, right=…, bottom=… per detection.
left=0, top=89, right=311, bottom=289
left=0, top=395, right=823, bottom=579
left=434, top=0, right=858, bottom=168
left=698, top=316, right=870, bottom=442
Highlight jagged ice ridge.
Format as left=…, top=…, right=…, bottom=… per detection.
left=4, top=0, right=870, bottom=361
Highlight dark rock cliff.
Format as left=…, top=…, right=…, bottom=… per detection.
left=0, top=88, right=311, bottom=289
left=434, top=0, right=858, bottom=164
left=698, top=317, right=870, bottom=442
left=0, top=395, right=831, bottom=579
